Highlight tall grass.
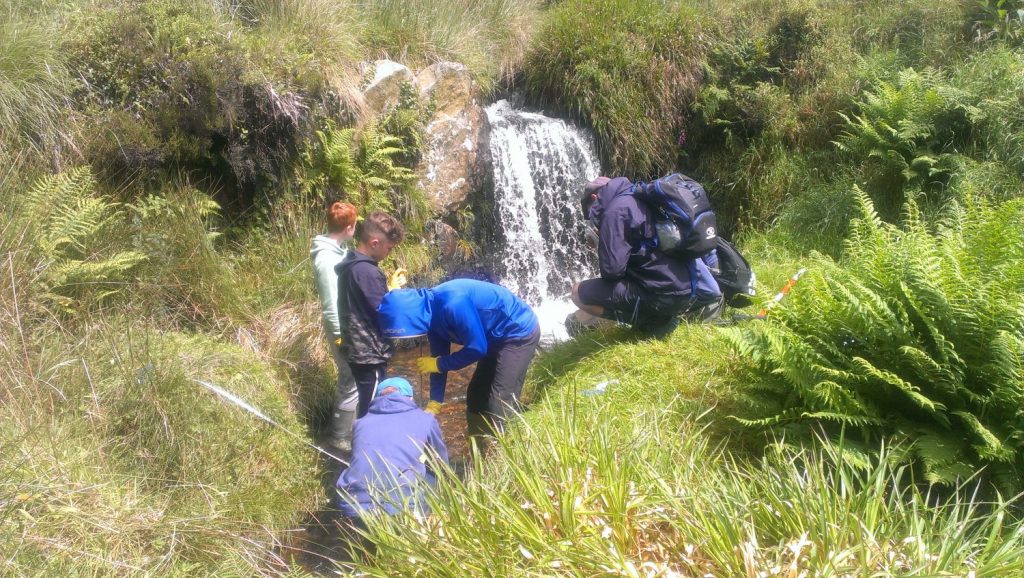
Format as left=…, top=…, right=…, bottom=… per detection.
left=360, top=0, right=541, bottom=93
left=0, top=164, right=339, bottom=574
left=0, top=324, right=322, bottom=575
left=0, top=4, right=66, bottom=153
left=524, top=0, right=706, bottom=179
left=347, top=326, right=1024, bottom=575
left=227, top=0, right=364, bottom=90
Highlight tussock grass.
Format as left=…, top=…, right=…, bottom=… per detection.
left=524, top=0, right=706, bottom=179
left=360, top=0, right=541, bottom=93
left=0, top=4, right=66, bottom=154
left=0, top=317, right=321, bottom=575
left=0, top=167, right=330, bottom=575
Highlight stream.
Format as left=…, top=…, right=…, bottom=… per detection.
left=280, top=346, right=473, bottom=574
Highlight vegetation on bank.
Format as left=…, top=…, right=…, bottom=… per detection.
left=350, top=324, right=1024, bottom=576
left=3, top=0, right=1024, bottom=575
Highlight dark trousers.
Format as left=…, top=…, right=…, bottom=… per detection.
left=347, top=362, right=386, bottom=418
left=466, top=327, right=541, bottom=424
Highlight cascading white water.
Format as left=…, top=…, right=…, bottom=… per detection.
left=485, top=100, right=601, bottom=344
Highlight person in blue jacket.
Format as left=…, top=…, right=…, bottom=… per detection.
left=377, top=279, right=540, bottom=439
left=335, top=377, right=448, bottom=517
left=571, top=176, right=722, bottom=338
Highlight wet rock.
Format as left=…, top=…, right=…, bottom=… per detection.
left=426, top=219, right=461, bottom=260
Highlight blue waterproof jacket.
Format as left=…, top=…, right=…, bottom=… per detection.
left=377, top=279, right=539, bottom=402
left=335, top=394, right=448, bottom=517
left=589, top=177, right=720, bottom=299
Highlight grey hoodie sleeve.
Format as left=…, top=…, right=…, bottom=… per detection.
left=313, top=252, right=342, bottom=336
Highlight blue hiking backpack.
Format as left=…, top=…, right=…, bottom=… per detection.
left=631, top=173, right=718, bottom=258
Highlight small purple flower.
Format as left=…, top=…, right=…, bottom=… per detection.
left=676, top=129, right=687, bottom=147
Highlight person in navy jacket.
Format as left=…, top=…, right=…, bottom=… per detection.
left=571, top=176, right=722, bottom=337
left=377, top=279, right=540, bottom=439
left=335, top=377, right=448, bottom=517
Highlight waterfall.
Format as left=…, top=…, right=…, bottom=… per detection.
left=485, top=100, right=601, bottom=343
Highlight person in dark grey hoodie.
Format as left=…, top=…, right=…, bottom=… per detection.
left=570, top=176, right=722, bottom=337
left=336, top=211, right=406, bottom=418
left=312, top=201, right=359, bottom=451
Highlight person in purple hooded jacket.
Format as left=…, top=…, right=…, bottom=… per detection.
left=335, top=377, right=448, bottom=517
left=570, top=176, right=723, bottom=338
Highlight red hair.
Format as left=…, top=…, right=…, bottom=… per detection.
left=327, top=202, right=358, bottom=233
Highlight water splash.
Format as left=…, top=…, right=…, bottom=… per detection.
left=485, top=101, right=601, bottom=344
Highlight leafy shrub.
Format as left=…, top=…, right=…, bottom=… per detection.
left=65, top=1, right=314, bottom=209
left=523, top=0, right=706, bottom=179
left=683, top=0, right=862, bottom=232
left=969, top=0, right=1024, bottom=45
left=728, top=191, right=1024, bottom=490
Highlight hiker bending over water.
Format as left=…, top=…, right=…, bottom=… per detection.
left=570, top=176, right=722, bottom=338
left=336, top=211, right=408, bottom=419
left=335, top=377, right=448, bottom=517
left=377, top=279, right=540, bottom=441
left=311, top=200, right=359, bottom=451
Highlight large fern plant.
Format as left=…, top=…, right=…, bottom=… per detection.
left=834, top=68, right=977, bottom=220
left=306, top=120, right=426, bottom=222
left=15, top=167, right=146, bottom=312
left=728, top=190, right=1024, bottom=490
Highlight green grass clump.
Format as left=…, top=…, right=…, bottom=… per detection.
left=0, top=324, right=320, bottom=576
left=0, top=4, right=66, bottom=155
left=729, top=191, right=1024, bottom=490
left=359, top=0, right=541, bottom=94
left=347, top=323, right=1024, bottom=576
left=524, top=0, right=706, bottom=179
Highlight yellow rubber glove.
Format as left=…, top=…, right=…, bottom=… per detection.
left=416, top=356, right=440, bottom=374
left=387, top=268, right=409, bottom=291
left=424, top=400, right=442, bottom=415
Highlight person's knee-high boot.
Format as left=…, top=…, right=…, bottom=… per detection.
left=466, top=411, right=493, bottom=454
left=329, top=409, right=356, bottom=452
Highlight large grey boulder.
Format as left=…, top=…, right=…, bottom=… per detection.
left=416, top=62, right=490, bottom=214
left=362, top=60, right=414, bottom=113
left=417, top=62, right=474, bottom=116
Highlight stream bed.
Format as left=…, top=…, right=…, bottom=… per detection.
left=279, top=346, right=474, bottom=575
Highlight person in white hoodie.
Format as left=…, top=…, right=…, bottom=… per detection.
left=311, top=201, right=359, bottom=451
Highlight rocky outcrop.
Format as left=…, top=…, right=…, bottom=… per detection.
left=417, top=62, right=474, bottom=117
left=415, top=62, right=490, bottom=215
left=354, top=60, right=490, bottom=233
